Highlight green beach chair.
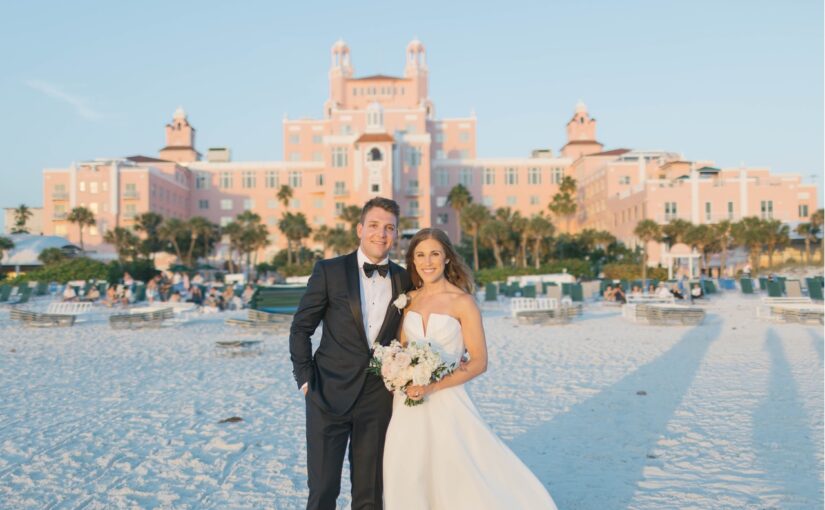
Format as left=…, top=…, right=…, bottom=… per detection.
left=522, top=285, right=536, bottom=299
left=806, top=278, right=823, bottom=301
left=570, top=284, right=583, bottom=302
left=758, top=277, right=767, bottom=291
left=484, top=283, right=498, bottom=302
left=561, top=283, right=572, bottom=296
left=740, top=278, right=755, bottom=294
left=766, top=280, right=783, bottom=298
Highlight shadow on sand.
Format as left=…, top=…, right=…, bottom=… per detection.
left=750, top=328, right=823, bottom=509
left=508, top=315, right=723, bottom=510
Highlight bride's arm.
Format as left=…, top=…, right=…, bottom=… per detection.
left=406, top=295, right=487, bottom=400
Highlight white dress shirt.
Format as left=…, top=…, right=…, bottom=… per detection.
left=357, top=248, right=393, bottom=347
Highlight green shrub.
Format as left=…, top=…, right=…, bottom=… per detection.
left=602, top=263, right=668, bottom=281
left=10, top=257, right=108, bottom=284
left=107, top=259, right=159, bottom=284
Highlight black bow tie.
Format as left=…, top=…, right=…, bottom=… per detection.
left=363, top=262, right=389, bottom=278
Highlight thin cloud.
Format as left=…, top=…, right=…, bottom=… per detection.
left=25, top=79, right=106, bottom=121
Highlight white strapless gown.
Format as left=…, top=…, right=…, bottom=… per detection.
left=383, top=311, right=558, bottom=509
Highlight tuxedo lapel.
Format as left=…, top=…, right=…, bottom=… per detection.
left=374, top=262, right=402, bottom=345
left=345, top=251, right=369, bottom=347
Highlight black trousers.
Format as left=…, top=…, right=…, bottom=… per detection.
left=305, top=375, right=393, bottom=510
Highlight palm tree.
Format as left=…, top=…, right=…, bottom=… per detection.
left=480, top=219, right=508, bottom=268
left=446, top=184, right=473, bottom=241
left=762, top=219, right=790, bottom=268
left=103, top=227, right=140, bottom=262
left=188, top=216, right=218, bottom=266
left=733, top=217, right=766, bottom=273
left=460, top=203, right=491, bottom=271
left=134, top=212, right=164, bottom=259
left=548, top=176, right=577, bottom=233
left=511, top=212, right=529, bottom=268
left=158, top=218, right=187, bottom=263
left=685, top=224, right=714, bottom=273
left=528, top=214, right=555, bottom=269
left=795, top=222, right=820, bottom=265
left=0, top=236, right=14, bottom=263
left=221, top=221, right=243, bottom=272
left=713, top=220, right=735, bottom=277
left=11, top=204, right=33, bottom=234
left=277, top=185, right=293, bottom=209
left=633, top=219, right=662, bottom=283
left=811, top=208, right=824, bottom=261
left=67, top=206, right=96, bottom=251
left=662, top=218, right=692, bottom=247
left=235, top=211, right=268, bottom=279
left=279, top=212, right=312, bottom=265
left=338, top=204, right=363, bottom=249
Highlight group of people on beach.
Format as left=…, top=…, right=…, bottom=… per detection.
left=602, top=276, right=706, bottom=304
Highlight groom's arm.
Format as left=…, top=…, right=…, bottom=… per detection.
left=289, top=260, right=328, bottom=390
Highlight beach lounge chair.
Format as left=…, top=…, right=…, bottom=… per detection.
left=570, top=284, right=583, bottom=302
left=226, top=309, right=292, bottom=329
left=12, top=286, right=32, bottom=305
left=785, top=280, right=803, bottom=298
left=758, top=277, right=767, bottom=291
left=766, top=280, right=783, bottom=298
left=33, top=281, right=49, bottom=296
left=10, top=307, right=76, bottom=327
left=546, top=285, right=562, bottom=301
left=522, top=285, right=537, bottom=299
left=740, top=278, right=755, bottom=294
left=109, top=307, right=174, bottom=329
left=0, top=284, right=11, bottom=303
left=561, top=283, right=572, bottom=297
left=484, top=283, right=498, bottom=302
left=251, top=285, right=307, bottom=314
left=634, top=304, right=705, bottom=326
left=806, top=278, right=823, bottom=301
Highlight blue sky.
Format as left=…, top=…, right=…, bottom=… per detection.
left=1, top=0, right=822, bottom=226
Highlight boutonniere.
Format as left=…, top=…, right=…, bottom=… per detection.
left=392, top=293, right=409, bottom=314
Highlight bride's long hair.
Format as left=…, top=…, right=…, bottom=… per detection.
left=405, top=228, right=475, bottom=295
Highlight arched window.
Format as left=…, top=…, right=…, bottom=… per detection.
left=368, top=147, right=383, bottom=162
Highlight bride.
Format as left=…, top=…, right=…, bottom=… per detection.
left=383, top=228, right=558, bottom=509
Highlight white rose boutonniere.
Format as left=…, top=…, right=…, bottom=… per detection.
left=393, top=293, right=409, bottom=314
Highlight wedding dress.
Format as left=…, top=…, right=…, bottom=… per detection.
left=383, top=311, right=558, bottom=509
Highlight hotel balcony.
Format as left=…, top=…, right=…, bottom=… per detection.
left=333, top=188, right=349, bottom=196
left=123, top=190, right=140, bottom=199
left=122, top=212, right=137, bottom=220
left=52, top=191, right=69, bottom=200
left=405, top=188, right=420, bottom=196
left=52, top=212, right=68, bottom=220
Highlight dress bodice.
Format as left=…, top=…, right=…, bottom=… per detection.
left=403, top=311, right=464, bottom=364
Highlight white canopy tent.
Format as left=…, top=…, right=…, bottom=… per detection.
left=661, top=243, right=702, bottom=280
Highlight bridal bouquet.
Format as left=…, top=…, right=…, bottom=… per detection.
left=368, top=340, right=455, bottom=406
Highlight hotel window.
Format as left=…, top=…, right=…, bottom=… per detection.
left=289, top=171, right=302, bottom=188
left=267, top=216, right=278, bottom=226
left=290, top=152, right=301, bottom=162
left=90, top=182, right=98, bottom=194
left=314, top=216, right=325, bottom=225
left=291, top=198, right=301, bottom=209
left=760, top=200, right=773, bottom=219
left=619, top=176, right=630, bottom=185
left=316, top=174, right=325, bottom=186
left=799, top=204, right=809, bottom=218
left=54, top=183, right=66, bottom=193
left=79, top=181, right=86, bottom=192
left=408, top=147, right=422, bottom=167
left=340, top=124, right=352, bottom=135
left=371, top=183, right=380, bottom=193
left=196, top=172, right=210, bottom=189
left=482, top=196, right=493, bottom=207
left=242, top=171, right=256, bottom=189
left=665, top=202, right=677, bottom=221
left=459, top=131, right=470, bottom=142
left=264, top=171, right=277, bottom=188
left=243, top=199, right=255, bottom=210
left=335, top=202, right=345, bottom=215
left=435, top=169, right=449, bottom=187
left=312, top=152, right=323, bottom=162
left=436, top=149, right=445, bottom=159
left=727, top=202, right=734, bottom=219
left=436, top=213, right=449, bottom=225
left=289, top=134, right=300, bottom=144
left=221, top=199, right=233, bottom=210
left=407, top=179, right=419, bottom=193
left=55, top=224, right=67, bottom=235
left=459, top=150, right=470, bottom=159
left=434, top=133, right=444, bottom=143
left=267, top=199, right=278, bottom=209
left=89, top=225, right=98, bottom=236
left=408, top=200, right=420, bottom=216
left=505, top=168, right=518, bottom=186
left=529, top=196, right=540, bottom=205
left=406, top=124, right=416, bottom=134
left=528, top=167, right=541, bottom=185
left=459, top=168, right=472, bottom=187
left=552, top=168, right=564, bottom=184
left=89, top=202, right=98, bottom=214
left=312, top=134, right=323, bottom=144
left=334, top=181, right=347, bottom=195
left=705, top=202, right=712, bottom=222
left=436, top=196, right=447, bottom=207
left=198, top=199, right=209, bottom=210
left=484, top=168, right=495, bottom=185
left=124, top=204, right=137, bottom=217
left=507, top=196, right=517, bottom=206
left=220, top=216, right=232, bottom=227
left=332, top=147, right=348, bottom=168
left=314, top=199, right=324, bottom=208
left=220, top=172, right=233, bottom=189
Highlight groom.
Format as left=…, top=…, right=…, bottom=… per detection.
left=290, top=197, right=411, bottom=510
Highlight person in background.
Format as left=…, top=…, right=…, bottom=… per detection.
left=192, top=272, right=205, bottom=285
left=242, top=284, right=255, bottom=308
left=169, top=290, right=182, bottom=303
left=105, top=286, right=118, bottom=307
left=62, top=285, right=77, bottom=302
left=613, top=285, right=627, bottom=304
left=86, top=286, right=101, bottom=302
left=146, top=278, right=159, bottom=304
left=189, top=285, right=204, bottom=306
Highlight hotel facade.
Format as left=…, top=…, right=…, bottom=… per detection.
left=41, top=40, right=819, bottom=267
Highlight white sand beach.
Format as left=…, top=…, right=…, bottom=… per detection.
left=0, top=295, right=822, bottom=509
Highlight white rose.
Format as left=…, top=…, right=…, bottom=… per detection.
left=412, top=364, right=431, bottom=386
left=393, top=293, right=409, bottom=312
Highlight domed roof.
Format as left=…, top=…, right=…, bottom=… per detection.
left=407, top=38, right=425, bottom=51
left=332, top=38, right=349, bottom=50
left=173, top=106, right=186, bottom=120
left=575, top=100, right=587, bottom=114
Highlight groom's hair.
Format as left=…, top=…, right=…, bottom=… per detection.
left=360, top=197, right=400, bottom=225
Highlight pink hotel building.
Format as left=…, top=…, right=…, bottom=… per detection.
left=42, top=40, right=818, bottom=268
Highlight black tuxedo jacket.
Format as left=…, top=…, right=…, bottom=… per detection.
left=289, top=251, right=411, bottom=415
